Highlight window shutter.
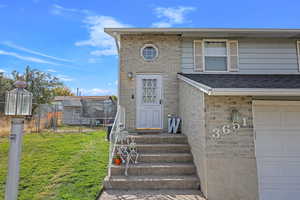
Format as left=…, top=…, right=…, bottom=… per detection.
left=297, top=41, right=300, bottom=71
left=194, top=40, right=204, bottom=72
left=228, top=40, right=239, bottom=72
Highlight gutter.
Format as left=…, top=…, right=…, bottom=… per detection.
left=112, top=32, right=121, bottom=104
left=177, top=74, right=300, bottom=96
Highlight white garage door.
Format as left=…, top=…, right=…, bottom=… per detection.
left=253, top=101, right=300, bottom=200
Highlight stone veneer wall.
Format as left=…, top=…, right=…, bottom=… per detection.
left=119, top=34, right=181, bottom=131
left=204, top=95, right=259, bottom=200
left=178, top=80, right=208, bottom=196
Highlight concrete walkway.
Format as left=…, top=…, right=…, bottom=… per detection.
left=99, top=190, right=206, bottom=200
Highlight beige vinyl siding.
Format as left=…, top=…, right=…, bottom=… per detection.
left=181, top=38, right=299, bottom=74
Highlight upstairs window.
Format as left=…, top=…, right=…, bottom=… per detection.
left=141, top=44, right=158, bottom=61
left=204, top=41, right=228, bottom=71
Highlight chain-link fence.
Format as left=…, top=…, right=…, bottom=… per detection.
left=0, top=96, right=117, bottom=136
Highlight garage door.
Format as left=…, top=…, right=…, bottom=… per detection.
left=253, top=101, right=300, bottom=200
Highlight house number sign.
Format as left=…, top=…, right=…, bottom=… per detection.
left=211, top=118, right=247, bottom=139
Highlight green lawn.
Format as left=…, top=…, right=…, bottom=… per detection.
left=0, top=131, right=109, bottom=200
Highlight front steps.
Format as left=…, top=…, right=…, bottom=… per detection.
left=103, top=133, right=200, bottom=191
left=104, top=175, right=199, bottom=190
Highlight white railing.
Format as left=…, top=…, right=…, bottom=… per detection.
left=108, top=105, right=125, bottom=177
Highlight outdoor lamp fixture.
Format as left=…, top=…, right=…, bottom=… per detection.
left=4, top=80, right=32, bottom=200
left=231, top=108, right=240, bottom=123
left=127, top=72, right=133, bottom=80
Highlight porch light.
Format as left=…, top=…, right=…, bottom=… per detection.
left=231, top=108, right=240, bottom=123
left=5, top=80, right=33, bottom=116
left=127, top=72, right=133, bottom=80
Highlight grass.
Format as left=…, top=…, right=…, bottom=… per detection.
left=0, top=131, right=109, bottom=200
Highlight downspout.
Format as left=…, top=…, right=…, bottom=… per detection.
left=112, top=32, right=120, bottom=105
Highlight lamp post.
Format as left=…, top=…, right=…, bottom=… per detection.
left=4, top=80, right=32, bottom=200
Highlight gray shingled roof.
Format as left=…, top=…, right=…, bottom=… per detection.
left=179, top=73, right=300, bottom=89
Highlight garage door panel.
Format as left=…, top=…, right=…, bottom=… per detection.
left=253, top=101, right=300, bottom=200
left=256, top=130, right=300, bottom=157
left=257, top=159, right=300, bottom=177
left=254, top=111, right=281, bottom=128
left=260, top=189, right=300, bottom=200
left=282, top=111, right=300, bottom=128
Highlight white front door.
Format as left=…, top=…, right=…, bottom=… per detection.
left=253, top=101, right=300, bottom=200
left=136, top=74, right=162, bottom=129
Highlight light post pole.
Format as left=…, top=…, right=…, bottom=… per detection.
left=4, top=81, right=32, bottom=200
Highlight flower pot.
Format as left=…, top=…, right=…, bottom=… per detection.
left=114, top=158, right=122, bottom=165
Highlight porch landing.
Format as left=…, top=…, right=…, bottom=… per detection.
left=99, top=189, right=205, bottom=200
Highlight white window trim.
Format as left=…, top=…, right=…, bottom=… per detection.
left=140, top=44, right=159, bottom=61
left=203, top=39, right=229, bottom=72
left=297, top=40, right=300, bottom=71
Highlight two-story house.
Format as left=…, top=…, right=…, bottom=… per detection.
left=103, top=28, right=300, bottom=200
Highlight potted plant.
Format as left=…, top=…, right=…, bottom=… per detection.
left=114, top=154, right=122, bottom=165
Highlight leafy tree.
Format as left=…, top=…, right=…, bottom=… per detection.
left=11, top=66, right=64, bottom=105
left=0, top=73, right=14, bottom=112
left=52, top=87, right=74, bottom=96
left=110, top=95, right=118, bottom=102
left=0, top=66, right=74, bottom=114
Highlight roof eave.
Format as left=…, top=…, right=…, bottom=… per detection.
left=177, top=74, right=300, bottom=96
left=211, top=88, right=300, bottom=96
left=104, top=28, right=300, bottom=38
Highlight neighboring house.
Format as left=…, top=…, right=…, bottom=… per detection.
left=54, top=96, right=117, bottom=126
left=104, top=28, right=300, bottom=200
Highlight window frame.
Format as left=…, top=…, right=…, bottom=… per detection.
left=140, top=44, right=159, bottom=61
left=297, top=40, right=300, bottom=72
left=203, top=39, right=229, bottom=72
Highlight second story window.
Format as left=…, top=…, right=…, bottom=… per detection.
left=141, top=44, right=158, bottom=61
left=204, top=41, right=228, bottom=71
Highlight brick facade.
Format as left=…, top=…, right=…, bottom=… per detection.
left=178, top=80, right=208, bottom=196
left=179, top=80, right=259, bottom=200
left=204, top=96, right=258, bottom=200
left=119, top=34, right=181, bottom=131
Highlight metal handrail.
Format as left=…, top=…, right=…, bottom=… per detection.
left=108, top=105, right=125, bottom=177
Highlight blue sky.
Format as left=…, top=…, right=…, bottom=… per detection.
left=0, top=0, right=300, bottom=95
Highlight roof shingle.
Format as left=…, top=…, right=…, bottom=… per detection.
left=178, top=73, right=300, bottom=89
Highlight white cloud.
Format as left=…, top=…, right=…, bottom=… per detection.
left=50, top=4, right=91, bottom=16
left=152, top=6, right=196, bottom=27
left=2, top=41, right=73, bottom=63
left=75, top=15, right=130, bottom=56
left=0, top=50, right=59, bottom=65
left=87, top=58, right=102, bottom=63
left=152, top=21, right=172, bottom=28
left=57, top=74, right=73, bottom=82
left=0, top=69, right=5, bottom=73
left=82, top=88, right=112, bottom=95
left=47, top=69, right=57, bottom=73
left=90, top=49, right=116, bottom=56
left=50, top=4, right=129, bottom=57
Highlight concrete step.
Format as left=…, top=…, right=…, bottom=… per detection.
left=138, top=153, right=193, bottom=163
left=104, top=175, right=200, bottom=190
left=117, top=144, right=190, bottom=153
left=99, top=189, right=206, bottom=200
left=121, top=133, right=188, bottom=144
left=110, top=163, right=196, bottom=176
